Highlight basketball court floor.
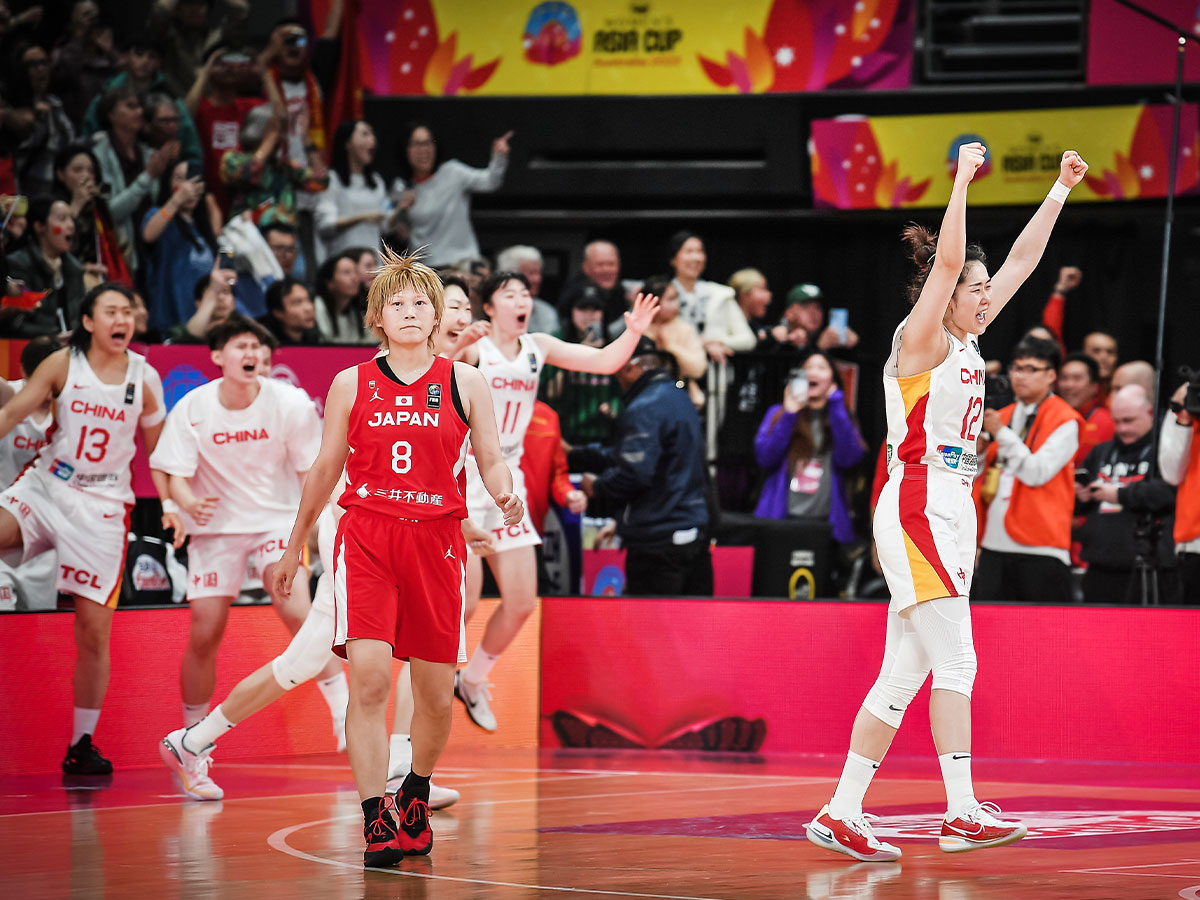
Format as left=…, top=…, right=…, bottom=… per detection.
left=3, top=746, right=1197, bottom=899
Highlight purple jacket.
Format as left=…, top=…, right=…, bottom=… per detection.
left=752, top=389, right=866, bottom=543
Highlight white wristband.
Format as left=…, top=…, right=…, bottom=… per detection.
left=161, top=499, right=179, bottom=514
left=1047, top=181, right=1071, bottom=204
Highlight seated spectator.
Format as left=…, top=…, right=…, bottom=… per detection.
left=1058, top=352, right=1114, bottom=466
left=48, top=0, right=120, bottom=125
left=1111, top=360, right=1155, bottom=403
left=142, top=159, right=217, bottom=331
left=1024, top=325, right=1057, bottom=344
left=3, top=195, right=85, bottom=337
left=52, top=144, right=131, bottom=288
left=540, top=285, right=620, bottom=447
left=92, top=83, right=179, bottom=273
left=577, top=337, right=712, bottom=596
left=752, top=351, right=867, bottom=546
left=185, top=42, right=274, bottom=217
left=703, top=267, right=770, bottom=362
left=258, top=275, right=320, bottom=345
left=1076, top=385, right=1178, bottom=603
left=1083, top=330, right=1118, bottom=402
left=497, top=244, right=558, bottom=334
left=130, top=290, right=164, bottom=343
left=974, top=336, right=1081, bottom=603
left=5, top=42, right=74, bottom=197
left=316, top=118, right=386, bottom=258
left=639, top=273, right=707, bottom=405
left=81, top=35, right=203, bottom=165
left=667, top=230, right=731, bottom=333
left=387, top=121, right=510, bottom=269
left=1160, top=379, right=1200, bottom=601
left=262, top=221, right=303, bottom=281
left=149, top=0, right=250, bottom=98
left=1040, top=264, right=1082, bottom=356
left=167, top=263, right=236, bottom=342
left=350, top=245, right=378, bottom=293
left=221, top=103, right=327, bottom=226
left=557, top=239, right=625, bottom=329
left=313, top=249, right=370, bottom=343
left=772, top=283, right=824, bottom=348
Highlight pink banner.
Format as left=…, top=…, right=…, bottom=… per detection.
left=541, top=597, right=1200, bottom=764
left=132, top=344, right=375, bottom=497
left=581, top=547, right=754, bottom=597
left=1088, top=0, right=1200, bottom=86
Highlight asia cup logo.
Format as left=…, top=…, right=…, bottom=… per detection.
left=523, top=2, right=582, bottom=66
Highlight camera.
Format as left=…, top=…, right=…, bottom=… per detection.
left=984, top=372, right=1013, bottom=410
left=1179, top=366, right=1200, bottom=416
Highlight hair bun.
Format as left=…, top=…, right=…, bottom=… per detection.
left=899, top=223, right=938, bottom=267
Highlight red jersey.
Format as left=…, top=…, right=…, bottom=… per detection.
left=338, top=356, right=470, bottom=521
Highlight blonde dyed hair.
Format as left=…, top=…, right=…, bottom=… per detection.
left=728, top=267, right=765, bottom=299
left=365, top=246, right=444, bottom=350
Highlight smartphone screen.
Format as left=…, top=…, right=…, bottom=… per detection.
left=829, top=307, right=849, bottom=342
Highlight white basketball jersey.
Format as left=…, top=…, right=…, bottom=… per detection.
left=882, top=317, right=985, bottom=477
left=475, top=334, right=544, bottom=462
left=0, top=380, right=52, bottom=489
left=33, top=350, right=147, bottom=503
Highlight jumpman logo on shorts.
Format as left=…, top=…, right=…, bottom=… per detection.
left=444, top=546, right=455, bottom=560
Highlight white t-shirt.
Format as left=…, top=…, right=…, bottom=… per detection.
left=0, top=379, right=52, bottom=489
left=150, top=377, right=321, bottom=535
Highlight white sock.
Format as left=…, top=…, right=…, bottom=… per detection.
left=183, top=704, right=234, bottom=753
left=939, top=752, right=978, bottom=819
left=389, top=733, right=411, bottom=759
left=462, top=646, right=500, bottom=684
left=316, top=671, right=349, bottom=719
left=72, top=707, right=101, bottom=745
left=183, top=702, right=210, bottom=728
left=828, top=751, right=881, bottom=820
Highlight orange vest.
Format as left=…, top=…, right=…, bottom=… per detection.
left=982, top=394, right=1082, bottom=550
left=1174, top=420, right=1200, bottom=544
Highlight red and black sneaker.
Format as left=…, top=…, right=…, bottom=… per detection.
left=394, top=792, right=433, bottom=856
left=363, top=795, right=404, bottom=868
left=62, top=734, right=113, bottom=776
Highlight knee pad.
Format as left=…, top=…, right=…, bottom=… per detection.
left=271, top=605, right=336, bottom=690
left=863, top=669, right=928, bottom=729
left=914, top=596, right=977, bottom=698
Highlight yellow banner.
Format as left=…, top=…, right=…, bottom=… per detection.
left=349, top=0, right=913, bottom=96
left=810, top=104, right=1199, bottom=208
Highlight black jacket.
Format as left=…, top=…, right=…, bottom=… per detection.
left=1077, top=431, right=1176, bottom=569
left=4, top=244, right=85, bottom=337
left=577, top=368, right=709, bottom=544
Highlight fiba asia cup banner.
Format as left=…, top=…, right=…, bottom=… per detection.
left=808, top=103, right=1200, bottom=210
left=311, top=0, right=912, bottom=95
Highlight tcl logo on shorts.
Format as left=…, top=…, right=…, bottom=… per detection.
left=491, top=521, right=533, bottom=540
left=59, top=565, right=102, bottom=589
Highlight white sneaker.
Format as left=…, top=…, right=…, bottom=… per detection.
left=159, top=728, right=223, bottom=801
left=332, top=713, right=346, bottom=753
left=454, top=671, right=497, bottom=732
left=806, top=805, right=902, bottom=862
left=386, top=737, right=460, bottom=809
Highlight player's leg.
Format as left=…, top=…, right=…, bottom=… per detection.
left=456, top=545, right=537, bottom=732
left=0, top=506, right=24, bottom=551
left=64, top=595, right=116, bottom=775
left=179, top=595, right=233, bottom=723
left=387, top=662, right=460, bottom=807
left=463, top=552, right=483, bottom=622
left=405, top=658, right=455, bottom=824
left=345, top=636, right=406, bottom=867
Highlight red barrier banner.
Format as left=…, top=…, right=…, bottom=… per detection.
left=540, top=597, right=1200, bottom=764
left=1088, top=0, right=1200, bottom=86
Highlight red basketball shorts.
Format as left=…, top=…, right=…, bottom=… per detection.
left=331, top=507, right=466, bottom=664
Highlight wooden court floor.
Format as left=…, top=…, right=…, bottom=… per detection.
left=2, top=747, right=1198, bottom=900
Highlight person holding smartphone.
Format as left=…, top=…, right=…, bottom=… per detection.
left=752, top=351, right=867, bottom=544
left=142, top=158, right=218, bottom=331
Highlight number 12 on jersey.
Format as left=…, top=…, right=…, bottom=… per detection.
left=960, top=397, right=983, bottom=441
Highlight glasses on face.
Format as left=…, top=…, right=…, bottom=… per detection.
left=154, top=115, right=181, bottom=126
left=1009, top=363, right=1053, bottom=375
left=269, top=243, right=297, bottom=255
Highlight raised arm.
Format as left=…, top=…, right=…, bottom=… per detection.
left=901, top=142, right=984, bottom=363
left=987, top=151, right=1088, bottom=321
left=270, top=368, right=355, bottom=599
left=0, top=348, right=66, bottom=441
left=535, top=292, right=659, bottom=374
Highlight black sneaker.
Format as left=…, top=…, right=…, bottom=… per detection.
left=62, top=734, right=113, bottom=775
left=363, top=795, right=403, bottom=869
